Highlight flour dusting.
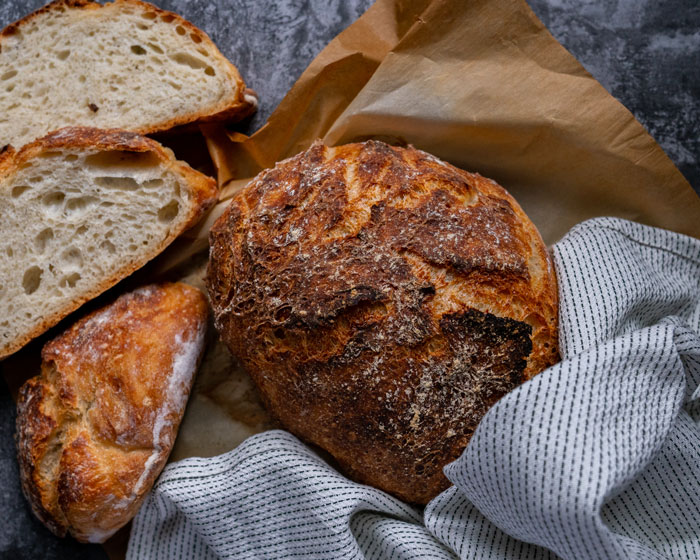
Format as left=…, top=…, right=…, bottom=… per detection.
left=134, top=320, right=206, bottom=494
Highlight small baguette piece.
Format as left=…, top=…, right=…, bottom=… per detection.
left=0, top=0, right=257, bottom=149
left=16, top=282, right=208, bottom=543
left=0, top=127, right=217, bottom=359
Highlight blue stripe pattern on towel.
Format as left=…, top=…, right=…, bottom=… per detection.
left=128, top=217, right=700, bottom=560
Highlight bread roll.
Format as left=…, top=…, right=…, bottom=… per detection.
left=207, top=140, right=559, bottom=504
left=16, top=282, right=208, bottom=542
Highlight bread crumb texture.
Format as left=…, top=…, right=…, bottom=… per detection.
left=207, top=140, right=559, bottom=504
left=0, top=0, right=254, bottom=149
left=0, top=127, right=216, bottom=358
left=16, top=283, right=208, bottom=543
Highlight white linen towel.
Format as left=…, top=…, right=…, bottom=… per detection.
left=128, top=217, right=700, bottom=559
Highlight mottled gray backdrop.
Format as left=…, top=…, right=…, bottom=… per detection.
left=0, top=0, right=698, bottom=558
left=1, top=0, right=695, bottom=187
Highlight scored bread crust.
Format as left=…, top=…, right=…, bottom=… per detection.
left=0, top=127, right=217, bottom=359
left=16, top=282, right=209, bottom=543
left=207, top=140, right=559, bottom=504
left=0, top=0, right=257, bottom=148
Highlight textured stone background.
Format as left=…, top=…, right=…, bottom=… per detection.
left=529, top=0, right=700, bottom=192
left=0, top=0, right=698, bottom=558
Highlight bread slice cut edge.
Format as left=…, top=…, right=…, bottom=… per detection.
left=0, top=126, right=217, bottom=359
left=0, top=0, right=258, bottom=149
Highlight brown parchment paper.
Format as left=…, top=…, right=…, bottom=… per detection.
left=160, top=0, right=700, bottom=461
left=3, top=0, right=700, bottom=555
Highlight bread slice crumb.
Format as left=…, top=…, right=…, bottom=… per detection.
left=0, top=126, right=217, bottom=358
left=0, top=0, right=257, bottom=149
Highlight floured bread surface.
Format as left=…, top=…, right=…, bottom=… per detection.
left=0, top=0, right=257, bottom=149
left=208, top=140, right=559, bottom=504
left=0, top=127, right=217, bottom=358
left=16, top=282, right=208, bottom=543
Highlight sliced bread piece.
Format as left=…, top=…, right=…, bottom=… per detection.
left=0, top=126, right=217, bottom=359
left=0, top=0, right=257, bottom=149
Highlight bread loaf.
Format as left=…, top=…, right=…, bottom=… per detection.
left=207, top=140, right=559, bottom=504
left=0, top=127, right=217, bottom=359
left=0, top=0, right=257, bottom=149
left=16, top=282, right=208, bottom=543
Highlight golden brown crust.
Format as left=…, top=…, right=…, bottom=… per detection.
left=207, top=140, right=559, bottom=504
left=16, top=282, right=209, bottom=542
left=0, top=127, right=217, bottom=359
left=0, top=0, right=94, bottom=38
left=0, top=0, right=257, bottom=137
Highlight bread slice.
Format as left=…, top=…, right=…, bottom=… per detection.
left=16, top=282, right=208, bottom=543
left=0, top=127, right=217, bottom=359
left=0, top=0, right=257, bottom=149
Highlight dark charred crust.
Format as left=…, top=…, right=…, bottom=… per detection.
left=2, top=23, right=19, bottom=36
left=289, top=307, right=531, bottom=500
left=207, top=140, right=559, bottom=504
left=440, top=309, right=532, bottom=386
left=376, top=191, right=529, bottom=278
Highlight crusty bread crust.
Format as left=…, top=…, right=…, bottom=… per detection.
left=207, top=140, right=559, bottom=504
left=0, top=127, right=217, bottom=359
left=0, top=0, right=257, bottom=146
left=16, top=283, right=208, bottom=543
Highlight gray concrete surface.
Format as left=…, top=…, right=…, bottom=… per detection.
left=0, top=0, right=697, bottom=558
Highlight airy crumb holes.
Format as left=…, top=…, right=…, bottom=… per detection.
left=158, top=200, right=179, bottom=223
left=22, top=266, right=42, bottom=295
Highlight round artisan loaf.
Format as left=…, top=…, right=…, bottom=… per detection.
left=207, top=140, right=559, bottom=504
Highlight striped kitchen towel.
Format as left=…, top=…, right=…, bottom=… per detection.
left=128, top=217, right=700, bottom=559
